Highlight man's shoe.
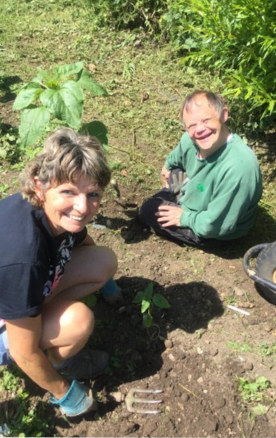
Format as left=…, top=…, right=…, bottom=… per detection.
left=60, top=348, right=109, bottom=380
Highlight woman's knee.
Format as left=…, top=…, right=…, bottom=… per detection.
left=96, top=246, right=118, bottom=280
left=61, top=302, right=94, bottom=339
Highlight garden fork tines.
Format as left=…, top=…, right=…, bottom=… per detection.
left=125, top=388, right=163, bottom=414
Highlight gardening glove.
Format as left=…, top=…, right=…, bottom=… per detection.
left=170, top=171, right=188, bottom=198
left=50, top=379, right=97, bottom=417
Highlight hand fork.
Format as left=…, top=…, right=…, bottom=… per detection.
left=109, top=388, right=163, bottom=414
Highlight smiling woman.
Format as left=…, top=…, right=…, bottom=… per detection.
left=0, top=128, right=122, bottom=417
left=20, top=128, right=109, bottom=236
left=33, top=173, right=103, bottom=236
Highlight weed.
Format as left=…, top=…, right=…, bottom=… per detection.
left=0, top=368, right=51, bottom=436
left=0, top=183, right=9, bottom=198
left=0, top=368, right=21, bottom=392
left=0, top=123, right=20, bottom=165
left=224, top=295, right=237, bottom=305
left=237, top=376, right=271, bottom=403
left=258, top=341, right=276, bottom=357
left=133, top=281, right=170, bottom=328
left=227, top=341, right=252, bottom=353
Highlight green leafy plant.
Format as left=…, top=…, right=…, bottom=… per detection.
left=258, top=341, right=276, bottom=357
left=133, top=282, right=170, bottom=328
left=227, top=341, right=252, bottom=354
left=0, top=368, right=53, bottom=436
left=0, top=122, right=20, bottom=164
left=13, top=61, right=108, bottom=149
left=238, top=376, right=271, bottom=402
left=161, top=0, right=276, bottom=131
left=0, top=368, right=21, bottom=391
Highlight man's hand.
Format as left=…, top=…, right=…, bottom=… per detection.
left=156, top=205, right=183, bottom=227
left=160, top=166, right=171, bottom=187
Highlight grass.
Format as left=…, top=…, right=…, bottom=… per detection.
left=0, top=367, right=52, bottom=437
left=0, top=0, right=225, bottom=189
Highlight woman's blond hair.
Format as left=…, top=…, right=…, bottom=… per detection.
left=20, top=128, right=111, bottom=207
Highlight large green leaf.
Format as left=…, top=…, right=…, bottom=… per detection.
left=40, top=81, right=84, bottom=129
left=77, top=69, right=108, bottom=96
left=13, top=82, right=43, bottom=110
left=82, top=121, right=108, bottom=148
left=19, top=106, right=51, bottom=148
left=52, top=61, right=84, bottom=80
left=33, top=68, right=53, bottom=84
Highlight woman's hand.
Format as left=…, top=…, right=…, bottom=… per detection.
left=6, top=317, right=70, bottom=399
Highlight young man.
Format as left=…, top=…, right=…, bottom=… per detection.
left=139, top=90, right=262, bottom=247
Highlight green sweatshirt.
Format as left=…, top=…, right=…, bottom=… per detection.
left=165, top=132, right=262, bottom=240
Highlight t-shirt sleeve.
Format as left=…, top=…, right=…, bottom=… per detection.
left=0, top=263, right=47, bottom=320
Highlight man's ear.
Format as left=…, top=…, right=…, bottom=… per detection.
left=33, top=176, right=44, bottom=201
left=222, top=107, right=228, bottom=123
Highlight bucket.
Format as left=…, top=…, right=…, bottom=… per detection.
left=243, top=242, right=276, bottom=305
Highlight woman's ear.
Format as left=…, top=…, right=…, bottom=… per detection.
left=33, top=176, right=45, bottom=201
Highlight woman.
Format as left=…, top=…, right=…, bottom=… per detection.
left=0, top=128, right=120, bottom=416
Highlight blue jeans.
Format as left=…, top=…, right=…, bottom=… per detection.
left=0, top=326, right=14, bottom=365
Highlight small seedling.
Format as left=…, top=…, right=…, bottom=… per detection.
left=259, top=341, right=276, bottom=357
left=133, top=282, right=170, bottom=328
left=227, top=340, right=252, bottom=353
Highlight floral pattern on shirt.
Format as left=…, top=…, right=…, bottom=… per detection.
left=43, top=234, right=75, bottom=298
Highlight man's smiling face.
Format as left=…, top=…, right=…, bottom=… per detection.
left=183, top=94, right=229, bottom=158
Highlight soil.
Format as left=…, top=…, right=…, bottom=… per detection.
left=2, top=163, right=276, bottom=437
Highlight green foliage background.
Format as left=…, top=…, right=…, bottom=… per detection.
left=90, top=0, right=276, bottom=131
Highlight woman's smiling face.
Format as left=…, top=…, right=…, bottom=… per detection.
left=183, top=94, right=229, bottom=158
left=35, top=171, right=102, bottom=236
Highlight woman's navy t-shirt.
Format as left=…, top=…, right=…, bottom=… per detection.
left=0, top=193, right=86, bottom=321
